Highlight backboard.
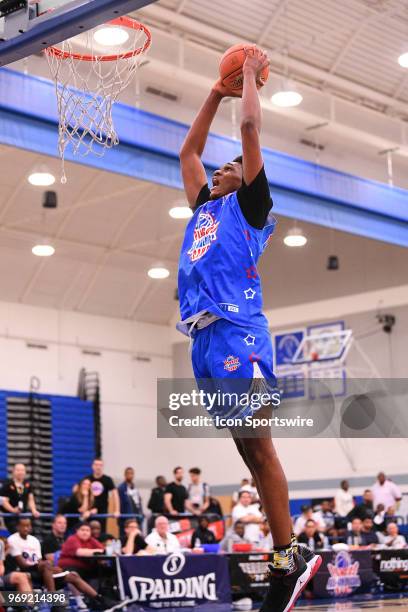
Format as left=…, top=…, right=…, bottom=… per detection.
left=0, top=0, right=157, bottom=66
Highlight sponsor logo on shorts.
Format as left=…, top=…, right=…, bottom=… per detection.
left=224, top=355, right=241, bottom=372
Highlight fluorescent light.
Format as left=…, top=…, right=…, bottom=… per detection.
left=169, top=206, right=193, bottom=219
left=32, top=244, right=55, bottom=257
left=284, top=228, right=307, bottom=247
left=28, top=172, right=56, bottom=187
left=94, top=27, right=129, bottom=47
left=398, top=52, right=408, bottom=68
left=148, top=266, right=170, bottom=279
left=271, top=90, right=303, bottom=107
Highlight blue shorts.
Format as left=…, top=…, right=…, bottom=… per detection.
left=191, top=318, right=277, bottom=423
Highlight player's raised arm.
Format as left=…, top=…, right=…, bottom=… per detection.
left=240, top=47, right=270, bottom=185
left=180, top=82, right=238, bottom=208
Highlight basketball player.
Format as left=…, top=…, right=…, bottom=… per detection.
left=178, top=46, right=321, bottom=611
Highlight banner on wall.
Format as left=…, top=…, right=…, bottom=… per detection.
left=313, top=550, right=375, bottom=598
left=117, top=553, right=231, bottom=612
left=373, top=548, right=408, bottom=589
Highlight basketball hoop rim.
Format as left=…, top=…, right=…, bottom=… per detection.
left=44, top=16, right=152, bottom=62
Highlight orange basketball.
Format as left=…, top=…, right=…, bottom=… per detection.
left=219, top=43, right=269, bottom=93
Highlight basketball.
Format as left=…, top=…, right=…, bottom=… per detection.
left=219, top=43, right=270, bottom=92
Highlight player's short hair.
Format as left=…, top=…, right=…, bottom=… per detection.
left=233, top=155, right=243, bottom=164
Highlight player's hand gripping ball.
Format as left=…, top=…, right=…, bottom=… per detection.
left=219, top=44, right=270, bottom=95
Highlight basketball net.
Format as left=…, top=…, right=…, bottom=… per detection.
left=45, top=17, right=151, bottom=183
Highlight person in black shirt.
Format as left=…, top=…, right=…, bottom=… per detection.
left=42, top=514, right=67, bottom=564
left=148, top=476, right=167, bottom=515
left=62, top=478, right=98, bottom=531
left=85, top=459, right=119, bottom=530
left=347, top=489, right=374, bottom=521
left=1, top=463, right=40, bottom=533
left=164, top=467, right=189, bottom=515
left=191, top=516, right=217, bottom=548
left=121, top=519, right=153, bottom=555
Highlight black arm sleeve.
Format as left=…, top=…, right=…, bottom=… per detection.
left=237, top=166, right=273, bottom=229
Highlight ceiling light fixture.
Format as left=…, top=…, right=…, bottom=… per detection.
left=32, top=243, right=55, bottom=257
left=284, top=227, right=307, bottom=247
left=148, top=266, right=170, bottom=279
left=398, top=52, right=408, bottom=68
left=94, top=26, right=129, bottom=47
left=271, top=82, right=303, bottom=108
left=28, top=172, right=56, bottom=187
left=169, top=206, right=193, bottom=219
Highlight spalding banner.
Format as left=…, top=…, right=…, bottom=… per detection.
left=117, top=553, right=231, bottom=612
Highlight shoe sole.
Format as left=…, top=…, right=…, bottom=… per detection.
left=286, top=554, right=322, bottom=612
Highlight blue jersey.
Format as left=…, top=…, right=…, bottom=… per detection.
left=177, top=190, right=276, bottom=335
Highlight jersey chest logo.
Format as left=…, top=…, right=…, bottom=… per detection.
left=187, top=211, right=219, bottom=262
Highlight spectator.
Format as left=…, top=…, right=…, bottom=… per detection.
left=89, top=520, right=103, bottom=542
left=360, top=517, right=379, bottom=547
left=164, top=467, right=189, bottom=516
left=187, top=468, right=210, bottom=515
left=231, top=479, right=250, bottom=507
left=315, top=500, right=336, bottom=533
left=207, top=496, right=223, bottom=517
left=256, top=519, right=273, bottom=551
left=231, top=491, right=262, bottom=543
left=59, top=523, right=104, bottom=580
left=7, top=518, right=103, bottom=605
left=373, top=504, right=386, bottom=531
left=85, top=459, right=120, bottom=529
left=298, top=520, right=328, bottom=551
left=382, top=522, right=407, bottom=549
left=346, top=518, right=365, bottom=547
left=220, top=521, right=251, bottom=553
left=293, top=505, right=325, bottom=536
left=42, top=514, right=67, bottom=564
left=118, top=467, right=143, bottom=529
left=0, top=464, right=40, bottom=533
left=145, top=516, right=181, bottom=554
left=63, top=478, right=98, bottom=531
left=372, top=473, right=402, bottom=511
left=121, top=519, right=153, bottom=555
left=347, top=490, right=374, bottom=521
left=148, top=476, right=167, bottom=515
left=0, top=535, right=32, bottom=594
left=334, top=480, right=354, bottom=518
left=191, top=516, right=216, bottom=548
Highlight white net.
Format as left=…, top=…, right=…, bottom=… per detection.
left=45, top=18, right=151, bottom=183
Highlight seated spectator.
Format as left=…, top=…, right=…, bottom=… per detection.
left=315, top=500, right=336, bottom=533
left=231, top=491, right=262, bottom=543
left=256, top=519, right=273, bottom=551
left=148, top=476, right=167, bottom=515
left=191, top=516, right=216, bottom=548
left=118, top=467, right=143, bottom=532
left=372, top=473, right=402, bottom=511
left=220, top=521, right=251, bottom=553
left=59, top=523, right=104, bottom=580
left=293, top=505, right=325, bottom=536
left=62, top=478, right=98, bottom=531
left=298, top=519, right=329, bottom=551
left=347, top=490, right=374, bottom=521
left=89, top=520, right=103, bottom=542
left=347, top=517, right=378, bottom=548
left=0, top=463, right=40, bottom=533
left=381, top=522, right=407, bottom=549
left=334, top=480, right=354, bottom=518
left=0, top=535, right=32, bottom=595
left=207, top=496, right=223, bottom=517
left=231, top=479, right=251, bottom=507
left=360, top=517, right=379, bottom=547
left=164, top=467, right=189, bottom=516
left=187, top=468, right=210, bottom=515
left=121, top=519, right=153, bottom=555
left=42, top=514, right=67, bottom=564
left=145, top=516, right=181, bottom=554
left=7, top=518, right=104, bottom=606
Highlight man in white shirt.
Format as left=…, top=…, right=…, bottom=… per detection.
left=372, top=473, right=402, bottom=511
left=293, top=505, right=325, bottom=536
left=381, top=522, right=407, bottom=549
left=145, top=516, right=181, bottom=554
left=231, top=491, right=263, bottom=543
left=187, top=468, right=210, bottom=515
left=334, top=480, right=354, bottom=517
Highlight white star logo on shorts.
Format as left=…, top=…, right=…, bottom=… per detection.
left=244, top=334, right=256, bottom=346
left=244, top=288, right=256, bottom=300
